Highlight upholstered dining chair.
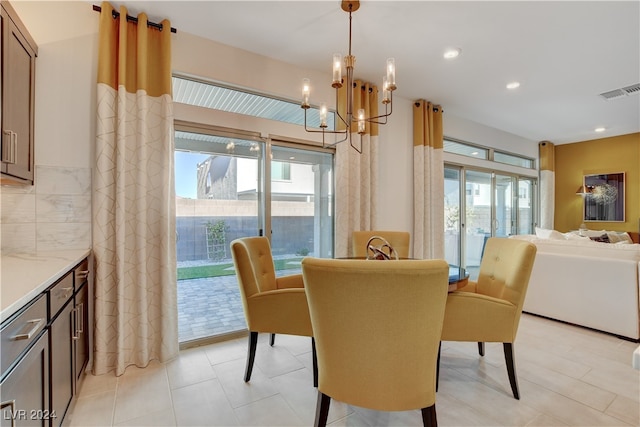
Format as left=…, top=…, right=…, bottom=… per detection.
left=352, top=230, right=411, bottom=258
left=438, top=237, right=537, bottom=399
left=230, top=236, right=317, bottom=386
left=302, top=257, right=449, bottom=427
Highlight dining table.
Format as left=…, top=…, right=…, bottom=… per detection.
left=336, top=257, right=469, bottom=292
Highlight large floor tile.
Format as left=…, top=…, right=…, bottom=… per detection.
left=67, top=390, right=115, bottom=427
left=172, top=379, right=239, bottom=426
left=69, top=314, right=639, bottom=427
left=234, top=394, right=304, bottom=426
left=166, top=346, right=217, bottom=390
left=112, top=366, right=172, bottom=424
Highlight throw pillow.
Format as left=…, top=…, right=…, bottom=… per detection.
left=607, top=232, right=633, bottom=244
left=535, top=227, right=566, bottom=240
left=589, top=233, right=610, bottom=243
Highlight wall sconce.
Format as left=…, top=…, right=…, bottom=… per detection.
left=575, top=185, right=594, bottom=195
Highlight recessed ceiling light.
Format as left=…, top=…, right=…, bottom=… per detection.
left=595, top=127, right=606, bottom=132
left=506, top=82, right=520, bottom=90
left=443, top=48, right=461, bottom=59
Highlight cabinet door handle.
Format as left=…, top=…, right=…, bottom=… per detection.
left=11, top=318, right=44, bottom=341
left=77, top=302, right=84, bottom=334
left=1, top=399, right=17, bottom=427
left=2, top=130, right=17, bottom=164
left=72, top=308, right=80, bottom=340
left=77, top=270, right=90, bottom=280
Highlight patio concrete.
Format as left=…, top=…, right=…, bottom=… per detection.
left=177, top=264, right=302, bottom=343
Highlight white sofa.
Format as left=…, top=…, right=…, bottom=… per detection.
left=510, top=230, right=640, bottom=341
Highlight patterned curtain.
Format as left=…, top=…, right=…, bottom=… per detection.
left=539, top=141, right=555, bottom=229
left=93, top=2, right=178, bottom=376
left=413, top=100, right=444, bottom=259
left=335, top=80, right=379, bottom=257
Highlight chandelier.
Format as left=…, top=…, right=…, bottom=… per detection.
left=301, top=0, right=396, bottom=153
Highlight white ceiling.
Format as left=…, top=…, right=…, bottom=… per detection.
left=13, top=1, right=640, bottom=145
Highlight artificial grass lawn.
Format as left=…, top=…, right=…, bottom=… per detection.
left=177, top=258, right=301, bottom=280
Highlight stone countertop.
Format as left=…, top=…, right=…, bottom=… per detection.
left=1, top=249, right=91, bottom=323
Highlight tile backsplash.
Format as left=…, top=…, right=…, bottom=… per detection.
left=1, top=166, right=91, bottom=254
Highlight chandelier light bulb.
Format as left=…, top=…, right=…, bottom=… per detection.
left=357, top=109, right=366, bottom=134
left=386, top=58, right=396, bottom=91
left=301, top=78, right=311, bottom=108
left=382, top=76, right=390, bottom=104
left=332, top=53, right=343, bottom=88
left=319, top=102, right=328, bottom=128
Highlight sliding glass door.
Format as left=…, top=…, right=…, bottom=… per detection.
left=445, top=165, right=536, bottom=280
left=465, top=170, right=493, bottom=275
left=174, top=129, right=264, bottom=344
left=269, top=143, right=334, bottom=266
left=174, top=127, right=334, bottom=344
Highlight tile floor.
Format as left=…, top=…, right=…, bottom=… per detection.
left=68, top=314, right=639, bottom=427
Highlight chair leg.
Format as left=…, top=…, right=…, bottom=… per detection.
left=312, top=337, right=318, bottom=387
left=244, top=331, right=258, bottom=382
left=503, top=342, right=520, bottom=400
left=478, top=342, right=485, bottom=356
left=270, top=333, right=275, bottom=346
left=436, top=342, right=441, bottom=392
left=421, top=404, right=437, bottom=427
left=314, top=391, right=331, bottom=427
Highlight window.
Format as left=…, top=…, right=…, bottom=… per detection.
left=271, top=161, right=291, bottom=181
left=173, top=75, right=335, bottom=130
left=444, top=139, right=488, bottom=160
left=444, top=138, right=535, bottom=170
left=494, top=151, right=534, bottom=168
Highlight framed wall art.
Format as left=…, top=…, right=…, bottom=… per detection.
left=582, top=172, right=625, bottom=222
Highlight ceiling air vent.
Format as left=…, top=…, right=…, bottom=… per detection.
left=599, top=83, right=640, bottom=101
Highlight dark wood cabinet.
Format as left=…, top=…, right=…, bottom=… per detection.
left=73, top=279, right=89, bottom=391
left=48, top=258, right=90, bottom=427
left=49, top=300, right=73, bottom=427
left=1, top=294, right=49, bottom=427
left=0, top=332, right=50, bottom=427
left=1, top=1, right=37, bottom=184
left=1, top=255, right=90, bottom=427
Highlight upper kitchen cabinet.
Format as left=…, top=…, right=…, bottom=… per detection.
left=1, top=1, right=37, bottom=184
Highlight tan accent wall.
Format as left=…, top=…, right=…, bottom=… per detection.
left=554, top=133, right=640, bottom=233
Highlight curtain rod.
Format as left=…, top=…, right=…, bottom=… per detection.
left=92, top=5, right=177, bottom=33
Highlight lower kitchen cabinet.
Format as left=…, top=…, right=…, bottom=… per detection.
left=73, top=282, right=89, bottom=391
left=0, top=254, right=91, bottom=427
left=48, top=258, right=90, bottom=427
left=0, top=331, right=50, bottom=427
left=49, top=300, right=73, bottom=427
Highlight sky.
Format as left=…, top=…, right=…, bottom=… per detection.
left=175, top=151, right=209, bottom=199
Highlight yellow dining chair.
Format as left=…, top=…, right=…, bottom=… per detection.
left=230, top=236, right=317, bottom=386
left=302, top=258, right=449, bottom=427
left=439, top=237, right=537, bottom=399
left=352, top=230, right=411, bottom=258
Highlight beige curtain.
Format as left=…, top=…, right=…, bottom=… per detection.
left=413, top=100, right=444, bottom=259
left=539, top=141, right=555, bottom=229
left=335, top=80, right=379, bottom=257
left=93, top=2, right=178, bottom=376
